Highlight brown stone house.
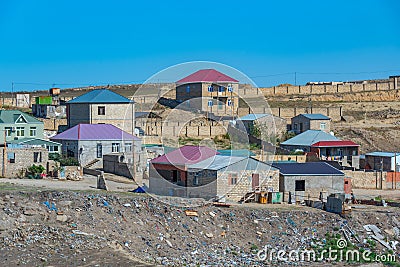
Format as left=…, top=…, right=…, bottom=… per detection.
left=175, top=69, right=239, bottom=116
left=66, top=89, right=135, bottom=135
left=291, top=114, right=331, bottom=134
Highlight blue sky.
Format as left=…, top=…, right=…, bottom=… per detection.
left=0, top=0, right=399, bottom=91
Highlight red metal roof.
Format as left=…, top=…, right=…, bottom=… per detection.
left=150, top=145, right=219, bottom=165
left=311, top=140, right=359, bottom=147
left=176, top=69, right=239, bottom=84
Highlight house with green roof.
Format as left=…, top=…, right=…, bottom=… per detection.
left=66, top=89, right=135, bottom=135
left=0, top=110, right=44, bottom=142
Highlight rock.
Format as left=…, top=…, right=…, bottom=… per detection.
left=23, top=209, right=36, bottom=216
left=56, top=214, right=68, bottom=222
left=205, top=233, right=213, bottom=238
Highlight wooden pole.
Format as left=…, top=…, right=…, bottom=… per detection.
left=3, top=130, right=6, bottom=177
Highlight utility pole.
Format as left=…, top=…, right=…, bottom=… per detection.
left=11, top=82, right=14, bottom=106
left=294, top=72, right=297, bottom=86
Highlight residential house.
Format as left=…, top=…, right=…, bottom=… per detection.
left=364, top=152, right=400, bottom=172
left=32, top=96, right=66, bottom=119
left=291, top=114, right=331, bottom=134
left=66, top=89, right=135, bottom=135
left=175, top=69, right=239, bottom=116
left=235, top=113, right=287, bottom=139
left=50, top=124, right=142, bottom=169
left=280, top=130, right=338, bottom=152
left=0, top=110, right=44, bottom=142
left=311, top=140, right=360, bottom=167
left=273, top=162, right=345, bottom=202
left=149, top=145, right=279, bottom=202
left=0, top=146, right=48, bottom=178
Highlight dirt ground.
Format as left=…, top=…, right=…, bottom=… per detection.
left=0, top=180, right=399, bottom=266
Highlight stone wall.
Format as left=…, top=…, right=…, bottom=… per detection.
left=261, top=80, right=399, bottom=97
left=238, top=106, right=342, bottom=122
left=343, top=170, right=385, bottom=189
left=0, top=147, right=49, bottom=178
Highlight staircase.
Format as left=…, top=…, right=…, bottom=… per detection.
left=84, top=159, right=100, bottom=169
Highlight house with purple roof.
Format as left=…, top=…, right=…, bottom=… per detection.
left=50, top=124, right=143, bottom=171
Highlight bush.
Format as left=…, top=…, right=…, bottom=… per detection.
left=50, top=153, right=79, bottom=166
left=27, top=164, right=45, bottom=179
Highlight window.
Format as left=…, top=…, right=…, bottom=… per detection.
left=207, top=85, right=214, bottom=92
left=97, top=143, right=103, bottom=158
left=227, top=99, right=232, bottom=106
left=125, top=143, right=132, bottom=152
left=218, top=86, right=224, bottom=92
left=46, top=145, right=59, bottom=152
left=7, top=152, right=15, bottom=163
left=186, top=85, right=190, bottom=93
left=228, top=173, right=238, bottom=185
left=29, top=127, right=36, bottom=137
left=5, top=127, right=12, bottom=137
left=320, top=122, right=326, bottom=130
left=208, top=100, right=213, bottom=107
left=98, top=106, right=106, bottom=115
left=112, top=143, right=120, bottom=153
left=295, top=180, right=305, bottom=191
left=193, top=174, right=199, bottom=186
left=227, top=85, right=233, bottom=92
left=34, top=152, right=42, bottom=163
left=16, top=127, right=24, bottom=137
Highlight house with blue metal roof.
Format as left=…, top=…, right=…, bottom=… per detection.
left=364, top=151, right=400, bottom=171
left=291, top=113, right=331, bottom=134
left=66, top=89, right=135, bottom=135
left=273, top=162, right=345, bottom=202
left=280, top=130, right=338, bottom=152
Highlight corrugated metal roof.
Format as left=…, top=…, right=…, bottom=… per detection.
left=0, top=110, right=42, bottom=124
left=273, top=162, right=344, bottom=176
left=365, top=152, right=399, bottom=157
left=281, top=130, right=338, bottom=147
left=188, top=155, right=245, bottom=170
left=299, top=113, right=330, bottom=120
left=188, top=155, right=278, bottom=172
left=150, top=145, right=218, bottom=165
left=238, top=113, right=271, bottom=121
left=311, top=140, right=359, bottom=147
left=176, top=69, right=239, bottom=84
left=67, top=89, right=132, bottom=104
left=50, top=124, right=140, bottom=141
left=8, top=138, right=61, bottom=146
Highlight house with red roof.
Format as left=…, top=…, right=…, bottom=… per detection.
left=51, top=124, right=143, bottom=172
left=175, top=69, right=239, bottom=116
left=310, top=140, right=360, bottom=163
left=149, top=145, right=279, bottom=202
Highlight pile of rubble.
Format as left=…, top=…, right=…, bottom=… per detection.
left=0, top=189, right=399, bottom=266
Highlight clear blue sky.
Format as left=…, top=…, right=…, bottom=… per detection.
left=0, top=0, right=399, bottom=91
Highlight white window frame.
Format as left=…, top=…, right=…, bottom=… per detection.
left=16, top=127, right=25, bottom=137
left=29, top=127, right=36, bottom=137
left=112, top=143, right=120, bottom=153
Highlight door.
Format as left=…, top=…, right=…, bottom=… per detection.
left=252, top=173, right=259, bottom=190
